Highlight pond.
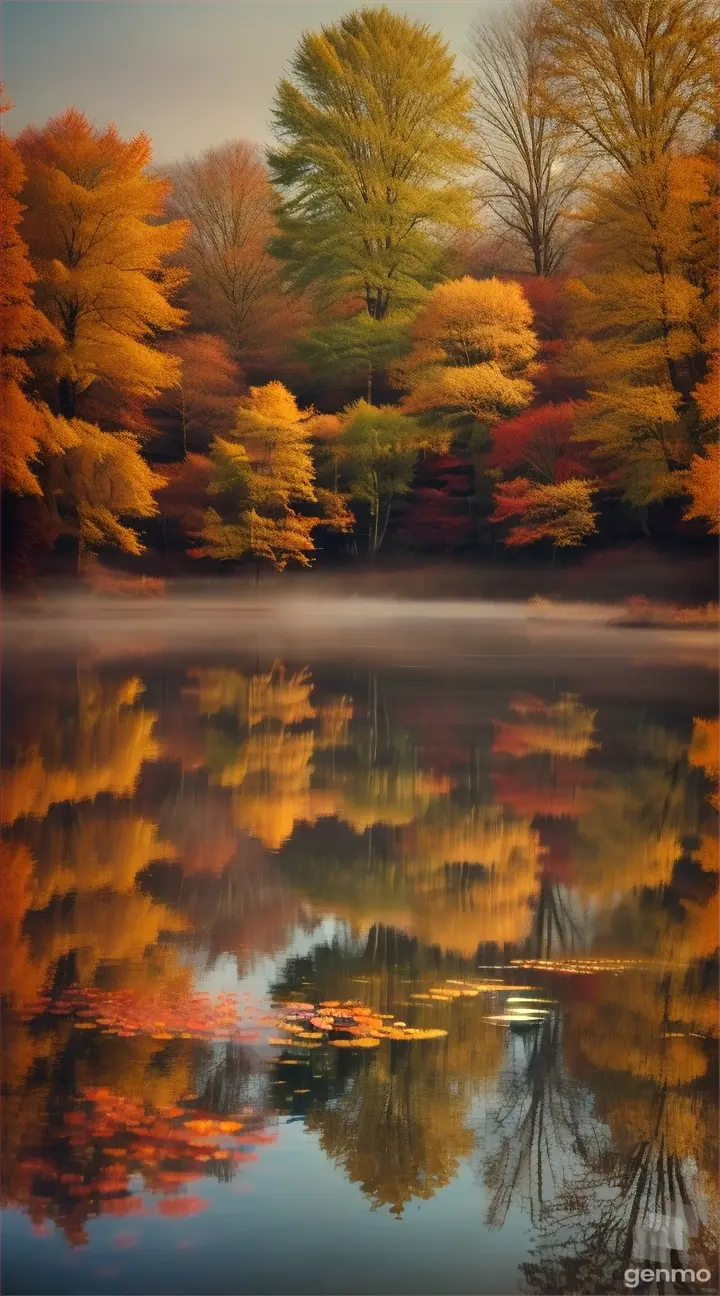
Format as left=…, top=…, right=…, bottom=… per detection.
left=2, top=599, right=718, bottom=1296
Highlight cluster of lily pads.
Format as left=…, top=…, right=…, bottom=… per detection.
left=271, top=999, right=450, bottom=1049
left=267, top=981, right=506, bottom=1049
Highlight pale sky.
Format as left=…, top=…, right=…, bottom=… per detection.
left=2, top=0, right=505, bottom=164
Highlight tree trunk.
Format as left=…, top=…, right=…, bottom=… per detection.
left=367, top=358, right=373, bottom=405
left=76, top=533, right=85, bottom=577
left=58, top=377, right=76, bottom=419
left=377, top=495, right=394, bottom=552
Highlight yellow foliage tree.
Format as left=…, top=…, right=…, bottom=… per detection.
left=42, top=415, right=166, bottom=563
left=394, top=276, right=538, bottom=423
left=1, top=675, right=160, bottom=824
left=564, top=154, right=718, bottom=506
left=489, top=474, right=598, bottom=547
left=198, top=381, right=318, bottom=570
left=541, top=0, right=719, bottom=177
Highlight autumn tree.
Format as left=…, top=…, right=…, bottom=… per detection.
left=565, top=156, right=718, bottom=509
left=268, top=7, right=478, bottom=319
left=196, top=381, right=318, bottom=571
left=536, top=0, right=719, bottom=521
left=490, top=475, right=598, bottom=547
left=154, top=333, right=243, bottom=455
left=44, top=417, right=166, bottom=566
left=7, top=111, right=187, bottom=565
left=17, top=109, right=188, bottom=420
left=487, top=402, right=590, bottom=483
left=541, top=0, right=719, bottom=177
left=394, top=277, right=538, bottom=425
left=154, top=452, right=213, bottom=551
left=311, top=413, right=356, bottom=538
left=340, top=400, right=429, bottom=555
left=682, top=444, right=720, bottom=534
left=297, top=310, right=412, bottom=406
left=400, top=455, right=474, bottom=553
left=469, top=1, right=584, bottom=275
left=165, top=141, right=306, bottom=372
left=0, top=100, right=66, bottom=495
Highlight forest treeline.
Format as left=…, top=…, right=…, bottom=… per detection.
left=1, top=0, right=718, bottom=579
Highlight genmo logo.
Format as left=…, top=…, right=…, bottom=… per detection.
left=624, top=1267, right=713, bottom=1289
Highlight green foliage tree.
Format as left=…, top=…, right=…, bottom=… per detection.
left=268, top=6, right=478, bottom=319
left=340, top=400, right=430, bottom=555
left=196, top=381, right=318, bottom=571
left=297, top=310, right=413, bottom=404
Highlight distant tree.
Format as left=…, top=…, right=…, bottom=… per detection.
left=166, top=141, right=306, bottom=372
left=155, top=333, right=243, bottom=454
left=400, top=455, right=474, bottom=552
left=297, top=310, right=413, bottom=405
left=340, top=400, right=429, bottom=555
left=470, top=0, right=584, bottom=275
left=0, top=100, right=65, bottom=495
left=490, top=475, right=597, bottom=547
left=155, top=452, right=214, bottom=548
left=17, top=109, right=188, bottom=420
left=268, top=6, right=478, bottom=318
left=311, top=412, right=356, bottom=538
left=394, top=277, right=538, bottom=423
left=196, top=381, right=318, bottom=571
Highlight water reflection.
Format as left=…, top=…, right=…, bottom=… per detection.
left=1, top=649, right=717, bottom=1294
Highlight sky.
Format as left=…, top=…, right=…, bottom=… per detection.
left=2, top=0, right=503, bottom=165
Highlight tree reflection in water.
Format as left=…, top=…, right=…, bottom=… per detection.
left=0, top=650, right=716, bottom=1290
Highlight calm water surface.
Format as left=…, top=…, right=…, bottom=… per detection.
left=2, top=602, right=718, bottom=1295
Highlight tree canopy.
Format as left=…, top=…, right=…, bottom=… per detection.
left=268, top=6, right=478, bottom=318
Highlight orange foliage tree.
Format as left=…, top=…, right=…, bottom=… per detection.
left=0, top=100, right=67, bottom=495
left=682, top=443, right=720, bottom=534
left=154, top=333, right=243, bottom=455
left=17, top=109, right=188, bottom=421
left=12, top=110, right=189, bottom=561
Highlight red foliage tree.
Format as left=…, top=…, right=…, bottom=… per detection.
left=400, top=455, right=473, bottom=552
left=487, top=402, right=589, bottom=484
left=155, top=454, right=213, bottom=549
